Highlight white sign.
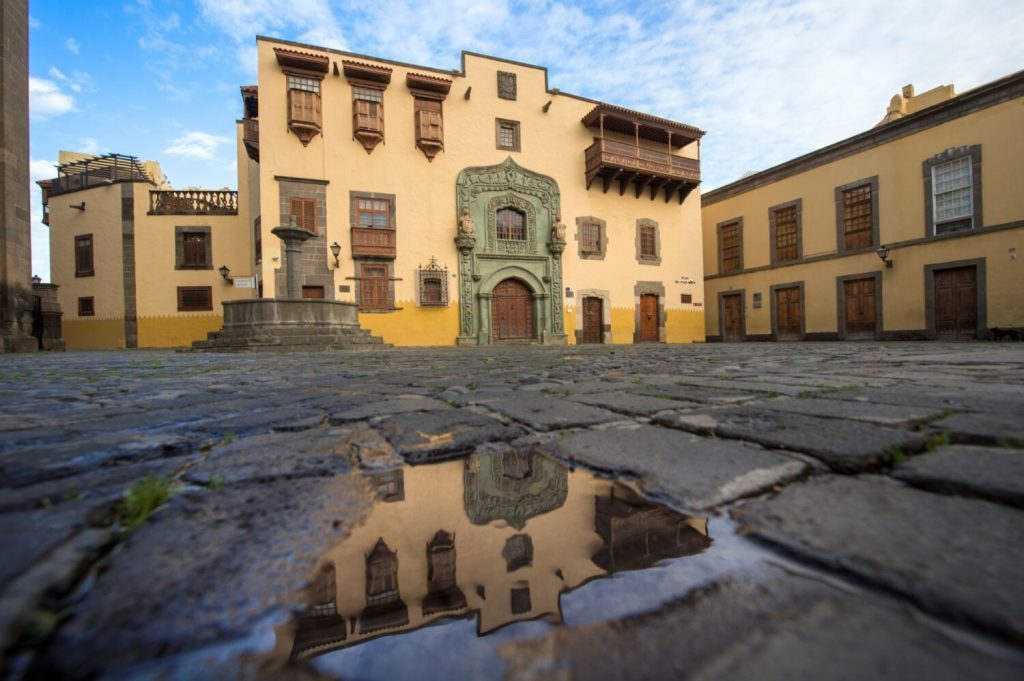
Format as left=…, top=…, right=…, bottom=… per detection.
left=233, top=277, right=256, bottom=289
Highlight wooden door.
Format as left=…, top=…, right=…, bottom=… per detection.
left=774, top=286, right=802, bottom=340
left=360, top=264, right=390, bottom=310
left=722, top=293, right=743, bottom=341
left=934, top=266, right=977, bottom=340
left=581, top=297, right=603, bottom=344
left=843, top=278, right=876, bottom=338
left=639, top=294, right=659, bottom=343
left=492, top=278, right=534, bottom=341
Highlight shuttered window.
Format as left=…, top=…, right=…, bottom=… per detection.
left=75, top=234, right=94, bottom=277
left=181, top=232, right=208, bottom=267
left=720, top=221, right=741, bottom=272
left=353, top=87, right=384, bottom=133
left=289, top=197, right=317, bottom=233
left=177, top=286, right=212, bottom=312
left=842, top=184, right=874, bottom=249
left=414, top=98, right=443, bottom=142
left=773, top=205, right=799, bottom=262
left=358, top=263, right=392, bottom=311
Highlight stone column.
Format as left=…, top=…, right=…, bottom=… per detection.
left=534, top=292, right=548, bottom=343
left=0, top=0, right=37, bottom=352
left=478, top=292, right=492, bottom=345
left=271, top=224, right=315, bottom=299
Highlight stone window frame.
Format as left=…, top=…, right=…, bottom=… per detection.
left=835, top=176, right=879, bottom=254
left=497, top=71, right=517, bottom=100
left=177, top=286, right=213, bottom=312
left=289, top=197, right=317, bottom=234
left=276, top=177, right=332, bottom=299
left=923, top=145, right=983, bottom=237
left=717, top=217, right=743, bottom=273
left=495, top=118, right=521, bottom=152
left=769, top=198, right=803, bottom=265
left=634, top=219, right=661, bottom=265
left=574, top=288, right=612, bottom=344
left=575, top=216, right=608, bottom=260
left=74, top=233, right=94, bottom=277
left=77, top=296, right=95, bottom=317
left=175, top=226, right=212, bottom=270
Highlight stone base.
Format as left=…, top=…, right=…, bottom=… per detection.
left=1, top=334, right=37, bottom=353
left=192, top=299, right=390, bottom=352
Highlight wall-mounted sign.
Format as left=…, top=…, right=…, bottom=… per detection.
left=752, top=292, right=762, bottom=309
left=233, top=277, right=256, bottom=289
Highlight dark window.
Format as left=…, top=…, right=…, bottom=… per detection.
left=365, top=539, right=400, bottom=607
left=75, top=234, right=94, bottom=277
left=681, top=293, right=693, bottom=304
left=719, top=221, right=742, bottom=272
left=639, top=224, right=657, bottom=258
left=290, top=197, right=317, bottom=233
left=580, top=221, right=601, bottom=254
left=310, top=563, right=337, bottom=617
left=77, top=296, right=95, bottom=317
left=356, top=198, right=390, bottom=229
left=773, top=205, right=799, bottom=262
left=177, top=286, right=212, bottom=312
left=841, top=184, right=874, bottom=250
left=510, top=586, right=532, bottom=615
left=503, top=534, right=534, bottom=572
left=496, top=119, right=520, bottom=151
left=182, top=232, right=208, bottom=267
left=497, top=208, right=526, bottom=240
left=498, top=71, right=517, bottom=100
left=359, top=263, right=392, bottom=311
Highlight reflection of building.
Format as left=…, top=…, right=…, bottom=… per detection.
left=287, top=452, right=708, bottom=660
left=702, top=71, right=1024, bottom=341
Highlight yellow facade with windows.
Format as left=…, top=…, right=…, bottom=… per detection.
left=702, top=71, right=1024, bottom=342
left=245, top=37, right=707, bottom=346
left=42, top=151, right=256, bottom=350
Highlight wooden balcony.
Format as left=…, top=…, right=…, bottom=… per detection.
left=243, top=118, right=259, bottom=162
left=585, top=138, right=701, bottom=203
left=351, top=227, right=396, bottom=259
left=149, top=190, right=238, bottom=216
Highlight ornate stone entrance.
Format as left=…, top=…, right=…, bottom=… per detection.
left=454, top=158, right=567, bottom=345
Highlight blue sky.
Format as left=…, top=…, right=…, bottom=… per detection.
left=28, top=0, right=1024, bottom=279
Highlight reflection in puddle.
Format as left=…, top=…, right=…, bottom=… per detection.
left=280, top=451, right=722, bottom=679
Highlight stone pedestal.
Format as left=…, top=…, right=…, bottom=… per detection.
left=32, top=283, right=65, bottom=351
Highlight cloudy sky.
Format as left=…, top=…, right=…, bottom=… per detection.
left=28, top=0, right=1024, bottom=279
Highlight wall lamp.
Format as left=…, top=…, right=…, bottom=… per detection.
left=31, top=274, right=42, bottom=285
left=330, top=241, right=341, bottom=267
left=876, top=245, right=893, bottom=268
left=219, top=265, right=231, bottom=281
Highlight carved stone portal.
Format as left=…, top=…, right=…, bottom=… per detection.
left=454, top=157, right=567, bottom=345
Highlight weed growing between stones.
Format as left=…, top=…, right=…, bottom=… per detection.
left=117, top=476, right=177, bottom=533
left=208, top=473, right=228, bottom=490
left=887, top=445, right=907, bottom=464
left=925, top=433, right=951, bottom=452
left=995, top=436, right=1024, bottom=449
left=221, top=430, right=237, bottom=446
left=545, top=388, right=570, bottom=398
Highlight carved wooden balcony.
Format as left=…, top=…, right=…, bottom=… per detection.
left=243, top=118, right=259, bottom=162
left=351, top=227, right=396, bottom=258
left=149, top=190, right=239, bottom=216
left=585, top=138, right=701, bottom=203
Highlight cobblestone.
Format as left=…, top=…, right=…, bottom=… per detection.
left=0, top=342, right=1021, bottom=677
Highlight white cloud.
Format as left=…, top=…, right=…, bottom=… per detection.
left=30, top=159, right=57, bottom=181
left=65, top=37, right=80, bottom=54
left=78, top=138, right=104, bottom=155
left=29, top=77, right=75, bottom=121
left=46, top=66, right=91, bottom=93
left=164, top=131, right=231, bottom=160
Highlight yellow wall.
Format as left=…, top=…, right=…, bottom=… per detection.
left=62, top=319, right=125, bottom=350
left=702, top=87, right=1023, bottom=338
left=137, top=315, right=224, bottom=349
left=256, top=40, right=706, bottom=346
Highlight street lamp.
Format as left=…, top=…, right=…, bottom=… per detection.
left=219, top=265, right=231, bottom=280
left=876, top=245, right=893, bottom=268
left=330, top=241, right=341, bottom=268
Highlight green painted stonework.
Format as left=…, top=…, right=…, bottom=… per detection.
left=454, top=157, right=567, bottom=345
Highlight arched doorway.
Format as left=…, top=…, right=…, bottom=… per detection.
left=491, top=278, right=534, bottom=341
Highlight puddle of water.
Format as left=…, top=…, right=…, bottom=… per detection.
left=273, top=450, right=766, bottom=680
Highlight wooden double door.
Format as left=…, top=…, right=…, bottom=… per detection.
left=934, top=266, right=978, bottom=340
left=492, top=278, right=535, bottom=341
left=774, top=286, right=802, bottom=340
left=843, top=277, right=877, bottom=338
left=580, top=296, right=604, bottom=344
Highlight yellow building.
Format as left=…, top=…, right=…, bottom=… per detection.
left=702, top=70, right=1024, bottom=342
left=41, top=150, right=257, bottom=349
left=242, top=37, right=706, bottom=346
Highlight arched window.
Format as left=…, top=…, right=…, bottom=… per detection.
left=497, top=208, right=526, bottom=240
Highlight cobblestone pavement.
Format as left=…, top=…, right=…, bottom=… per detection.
left=1, top=342, right=1022, bottom=679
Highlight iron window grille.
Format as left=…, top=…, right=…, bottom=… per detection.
left=177, top=286, right=212, bottom=312
left=497, top=208, right=526, bottom=240
left=417, top=257, right=449, bottom=307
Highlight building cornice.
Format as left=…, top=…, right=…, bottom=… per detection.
left=703, top=69, right=1024, bottom=206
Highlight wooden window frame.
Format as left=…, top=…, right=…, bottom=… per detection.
left=924, top=146, right=982, bottom=237
left=289, top=197, right=317, bottom=234
left=495, top=118, right=521, bottom=152
left=74, top=234, right=94, bottom=277
left=275, top=47, right=328, bottom=147
left=497, top=207, right=526, bottom=241
left=835, top=177, right=879, bottom=254
left=355, top=197, right=390, bottom=229
left=177, top=286, right=213, bottom=312
left=77, top=296, right=95, bottom=317
left=717, top=218, right=743, bottom=273
left=175, top=226, right=212, bottom=270
left=769, top=199, right=802, bottom=265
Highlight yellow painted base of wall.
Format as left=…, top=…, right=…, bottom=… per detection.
left=359, top=303, right=461, bottom=346
left=665, top=309, right=706, bottom=343
left=138, top=315, right=224, bottom=349
left=63, top=319, right=126, bottom=350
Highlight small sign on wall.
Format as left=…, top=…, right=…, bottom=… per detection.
left=753, top=292, right=762, bottom=309
left=233, top=277, right=256, bottom=289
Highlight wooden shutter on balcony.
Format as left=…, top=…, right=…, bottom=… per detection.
left=289, top=197, right=317, bottom=234
left=290, top=89, right=321, bottom=127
